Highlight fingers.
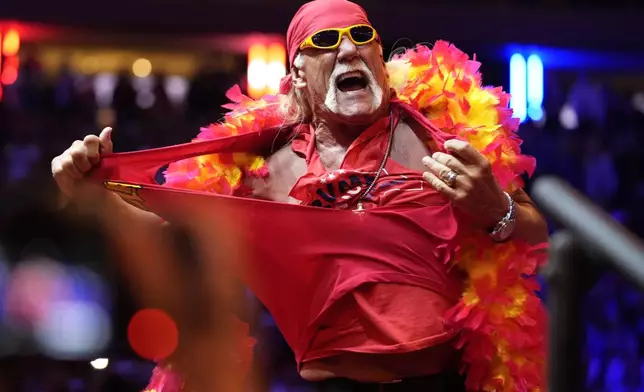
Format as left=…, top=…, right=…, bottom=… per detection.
left=431, top=152, right=467, bottom=174
left=421, top=153, right=467, bottom=200
left=422, top=155, right=459, bottom=185
left=98, top=127, right=113, bottom=154
left=422, top=171, right=457, bottom=199
left=83, top=135, right=101, bottom=165
left=51, top=155, right=78, bottom=197
left=444, top=139, right=489, bottom=169
left=51, top=127, right=114, bottom=202
left=69, top=140, right=93, bottom=172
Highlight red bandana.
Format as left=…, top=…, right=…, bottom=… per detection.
left=280, top=0, right=373, bottom=94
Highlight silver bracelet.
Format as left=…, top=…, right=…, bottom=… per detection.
left=489, top=192, right=516, bottom=242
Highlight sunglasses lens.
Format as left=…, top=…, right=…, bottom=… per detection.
left=349, top=26, right=375, bottom=43
left=311, top=30, right=341, bottom=48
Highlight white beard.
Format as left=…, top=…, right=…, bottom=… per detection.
left=324, top=60, right=382, bottom=116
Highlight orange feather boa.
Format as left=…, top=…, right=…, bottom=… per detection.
left=147, top=40, right=547, bottom=392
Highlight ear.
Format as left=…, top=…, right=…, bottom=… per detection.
left=291, top=65, right=307, bottom=90
left=291, top=53, right=307, bottom=90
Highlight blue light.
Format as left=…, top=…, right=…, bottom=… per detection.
left=503, top=44, right=644, bottom=71
left=526, top=54, right=544, bottom=122
left=509, top=53, right=527, bottom=123
left=527, top=55, right=543, bottom=107
left=527, top=106, right=544, bottom=123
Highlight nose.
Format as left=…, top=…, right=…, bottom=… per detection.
left=336, top=36, right=359, bottom=63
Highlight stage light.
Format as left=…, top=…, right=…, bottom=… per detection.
left=1, top=63, right=18, bottom=85
left=527, top=54, right=544, bottom=122
left=632, top=92, right=644, bottom=114
left=2, top=29, right=20, bottom=57
left=247, top=42, right=287, bottom=98
left=247, top=44, right=268, bottom=99
left=165, top=75, right=189, bottom=105
left=80, top=57, right=99, bottom=74
left=94, top=72, right=117, bottom=108
left=34, top=300, right=112, bottom=359
left=90, top=358, right=109, bottom=370
left=266, top=43, right=286, bottom=94
left=127, top=309, right=178, bottom=361
left=559, top=103, right=579, bottom=130
left=509, top=53, right=527, bottom=123
left=132, top=58, right=152, bottom=78
left=0, top=29, right=21, bottom=91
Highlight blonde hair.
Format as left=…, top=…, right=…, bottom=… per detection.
left=278, top=49, right=389, bottom=126
left=278, top=53, right=312, bottom=126
left=279, top=84, right=311, bottom=126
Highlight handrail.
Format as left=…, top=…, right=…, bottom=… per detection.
left=532, top=176, right=644, bottom=392
left=532, top=176, right=644, bottom=289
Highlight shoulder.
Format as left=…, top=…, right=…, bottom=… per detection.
left=246, top=142, right=307, bottom=203
left=267, top=142, right=304, bottom=170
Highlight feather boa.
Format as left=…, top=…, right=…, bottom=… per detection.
left=147, top=40, right=547, bottom=392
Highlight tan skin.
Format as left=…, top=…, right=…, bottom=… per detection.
left=51, top=35, right=549, bottom=383
left=282, top=36, right=548, bottom=245
left=293, top=37, right=391, bottom=149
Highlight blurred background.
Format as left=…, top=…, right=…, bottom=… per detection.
left=1, top=0, right=644, bottom=390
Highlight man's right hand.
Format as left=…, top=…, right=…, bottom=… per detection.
left=51, top=126, right=113, bottom=208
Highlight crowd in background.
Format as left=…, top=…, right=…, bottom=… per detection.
left=1, top=49, right=644, bottom=391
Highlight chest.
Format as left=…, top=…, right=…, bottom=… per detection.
left=248, top=120, right=432, bottom=203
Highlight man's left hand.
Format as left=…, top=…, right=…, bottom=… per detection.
left=421, top=139, right=510, bottom=229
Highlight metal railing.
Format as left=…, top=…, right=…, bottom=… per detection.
left=532, top=176, right=644, bottom=392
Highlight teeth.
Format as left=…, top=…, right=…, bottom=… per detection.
left=337, top=71, right=364, bottom=83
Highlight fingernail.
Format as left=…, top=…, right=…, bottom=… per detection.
left=422, top=156, right=431, bottom=165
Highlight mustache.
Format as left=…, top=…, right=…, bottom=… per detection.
left=329, top=60, right=376, bottom=83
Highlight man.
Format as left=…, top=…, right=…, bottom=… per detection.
left=51, top=0, right=549, bottom=390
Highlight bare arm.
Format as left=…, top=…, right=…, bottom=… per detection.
left=404, top=119, right=550, bottom=245
left=511, top=188, right=550, bottom=245
left=52, top=127, right=168, bottom=231
left=103, top=191, right=167, bottom=227
left=400, top=120, right=550, bottom=244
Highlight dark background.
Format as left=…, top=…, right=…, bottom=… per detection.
left=1, top=0, right=644, bottom=390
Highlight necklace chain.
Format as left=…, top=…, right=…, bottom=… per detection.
left=354, top=112, right=396, bottom=212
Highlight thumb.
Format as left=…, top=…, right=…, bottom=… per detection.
left=99, top=127, right=113, bottom=154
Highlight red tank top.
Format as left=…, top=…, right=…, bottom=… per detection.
left=287, top=109, right=463, bottom=375
left=89, top=101, right=465, bottom=374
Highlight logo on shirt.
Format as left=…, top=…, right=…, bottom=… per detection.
left=103, top=181, right=148, bottom=211
left=309, top=170, right=407, bottom=208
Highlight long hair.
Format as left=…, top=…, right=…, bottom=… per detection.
left=277, top=49, right=390, bottom=127
left=278, top=54, right=312, bottom=127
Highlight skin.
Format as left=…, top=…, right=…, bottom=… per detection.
left=293, top=37, right=390, bottom=152
left=51, top=31, right=549, bottom=383
left=284, top=36, right=548, bottom=244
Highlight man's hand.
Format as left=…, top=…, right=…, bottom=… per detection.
left=421, top=139, right=510, bottom=229
left=51, top=127, right=113, bottom=208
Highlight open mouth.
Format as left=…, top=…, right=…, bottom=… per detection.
left=336, top=71, right=368, bottom=92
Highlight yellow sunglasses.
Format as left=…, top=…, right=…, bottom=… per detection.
left=299, top=24, right=378, bottom=51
